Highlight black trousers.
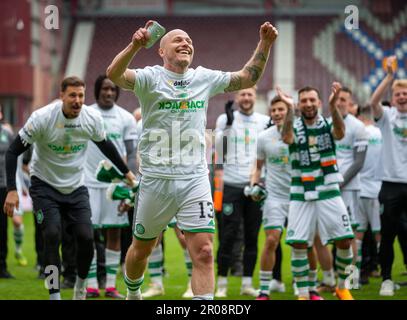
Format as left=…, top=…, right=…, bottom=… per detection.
left=94, top=229, right=106, bottom=285
left=33, top=211, right=44, bottom=270
left=379, top=181, right=407, bottom=280
left=215, top=210, right=244, bottom=275
left=217, top=184, right=262, bottom=277
left=61, top=219, right=78, bottom=281
left=120, top=208, right=134, bottom=264
left=273, top=242, right=283, bottom=281
left=361, top=227, right=379, bottom=275
left=398, top=212, right=407, bottom=267
left=30, top=177, right=94, bottom=294
left=0, top=187, right=8, bottom=272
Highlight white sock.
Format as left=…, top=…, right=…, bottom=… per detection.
left=13, top=224, right=24, bottom=252
left=291, top=248, right=309, bottom=298
left=336, top=247, right=354, bottom=289
left=242, top=276, right=252, bottom=288
left=192, top=293, right=214, bottom=300
left=308, top=269, right=318, bottom=292
left=184, top=249, right=193, bottom=278
left=106, top=249, right=121, bottom=289
left=148, top=244, right=163, bottom=287
left=75, top=276, right=87, bottom=289
left=124, top=274, right=144, bottom=295
left=217, top=276, right=227, bottom=288
left=322, top=269, right=336, bottom=287
left=49, top=292, right=61, bottom=300
left=259, top=270, right=272, bottom=295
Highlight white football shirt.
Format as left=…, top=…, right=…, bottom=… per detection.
left=216, top=111, right=270, bottom=186
left=133, top=65, right=231, bottom=179
left=375, top=106, right=407, bottom=183
left=257, top=126, right=291, bottom=201
left=19, top=100, right=105, bottom=194
left=335, top=114, right=368, bottom=190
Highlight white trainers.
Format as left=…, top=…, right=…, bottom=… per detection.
left=240, top=286, right=259, bottom=297
left=380, top=279, right=395, bottom=296
left=215, top=287, right=227, bottom=298
left=73, top=286, right=87, bottom=300
left=182, top=282, right=194, bottom=298
left=141, top=284, right=165, bottom=298
left=269, top=279, right=286, bottom=293
left=126, top=289, right=142, bottom=300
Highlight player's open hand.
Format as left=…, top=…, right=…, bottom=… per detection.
left=276, top=86, right=294, bottom=107
left=3, top=190, right=19, bottom=218
left=386, top=55, right=397, bottom=75
left=260, top=22, right=278, bottom=45
left=329, top=81, right=342, bottom=107
left=131, top=20, right=154, bottom=48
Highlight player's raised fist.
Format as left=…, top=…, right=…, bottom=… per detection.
left=260, top=22, right=278, bottom=44
left=386, top=55, right=397, bottom=75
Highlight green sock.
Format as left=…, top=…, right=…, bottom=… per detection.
left=291, top=248, right=309, bottom=298
left=336, top=248, right=354, bottom=289
left=259, top=270, right=272, bottom=295
left=124, top=274, right=144, bottom=295
left=14, top=224, right=24, bottom=253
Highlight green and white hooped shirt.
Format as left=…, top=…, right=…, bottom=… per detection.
left=289, top=117, right=342, bottom=202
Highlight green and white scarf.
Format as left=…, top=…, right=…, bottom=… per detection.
left=289, top=115, right=343, bottom=201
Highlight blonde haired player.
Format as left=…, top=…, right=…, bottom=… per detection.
left=370, top=56, right=407, bottom=296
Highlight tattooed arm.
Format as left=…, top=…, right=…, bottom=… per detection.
left=225, top=22, right=278, bottom=92
left=107, top=21, right=154, bottom=90
left=276, top=87, right=295, bottom=145
left=281, top=104, right=295, bottom=145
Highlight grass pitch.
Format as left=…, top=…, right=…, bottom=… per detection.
left=1, top=213, right=406, bottom=300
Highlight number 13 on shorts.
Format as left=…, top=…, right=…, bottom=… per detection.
left=199, top=201, right=214, bottom=219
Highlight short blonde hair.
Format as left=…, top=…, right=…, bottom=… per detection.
left=238, top=85, right=257, bottom=92
left=392, top=79, right=407, bottom=91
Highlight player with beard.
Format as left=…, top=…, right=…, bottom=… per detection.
left=107, top=20, right=278, bottom=300
left=3, top=76, right=136, bottom=300
left=314, top=87, right=368, bottom=291
left=281, top=84, right=355, bottom=300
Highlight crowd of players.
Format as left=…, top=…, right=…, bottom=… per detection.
left=1, top=21, right=406, bottom=300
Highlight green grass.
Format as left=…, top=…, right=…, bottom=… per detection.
left=1, top=213, right=406, bottom=300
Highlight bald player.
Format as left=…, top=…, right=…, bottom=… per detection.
left=107, top=20, right=278, bottom=300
